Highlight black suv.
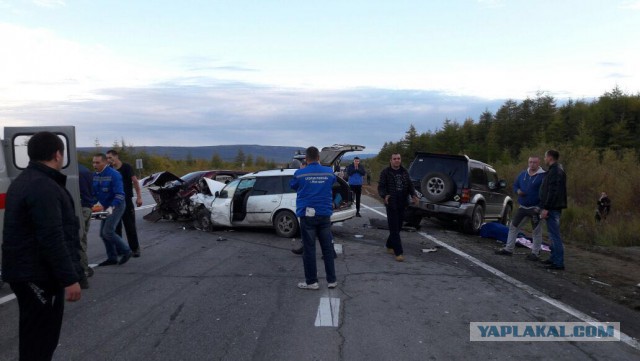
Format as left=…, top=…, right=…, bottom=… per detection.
left=405, top=153, right=513, bottom=234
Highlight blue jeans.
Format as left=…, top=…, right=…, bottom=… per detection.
left=100, top=202, right=132, bottom=262
left=546, top=210, right=564, bottom=267
left=300, top=216, right=336, bottom=285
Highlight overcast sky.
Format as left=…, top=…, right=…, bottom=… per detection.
left=1, top=0, right=639, bottom=151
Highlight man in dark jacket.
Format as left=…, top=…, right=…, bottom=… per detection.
left=2, top=131, right=82, bottom=361
left=346, top=157, right=366, bottom=217
left=539, top=149, right=568, bottom=270
left=378, top=153, right=418, bottom=262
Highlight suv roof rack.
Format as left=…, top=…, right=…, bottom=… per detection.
left=413, top=152, right=470, bottom=161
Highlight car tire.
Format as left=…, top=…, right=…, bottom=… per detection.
left=274, top=211, right=299, bottom=238
left=421, top=172, right=455, bottom=203
left=462, top=204, right=484, bottom=234
left=195, top=207, right=212, bottom=232
left=500, top=204, right=512, bottom=227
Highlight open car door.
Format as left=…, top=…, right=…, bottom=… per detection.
left=208, top=178, right=239, bottom=227
left=2, top=126, right=83, bottom=237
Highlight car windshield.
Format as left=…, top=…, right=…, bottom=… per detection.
left=181, top=171, right=206, bottom=183
left=409, top=156, right=467, bottom=186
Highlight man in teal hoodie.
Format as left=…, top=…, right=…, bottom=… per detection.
left=92, top=153, right=132, bottom=266
left=495, top=156, right=546, bottom=260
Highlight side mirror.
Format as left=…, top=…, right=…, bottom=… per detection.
left=214, top=191, right=220, bottom=197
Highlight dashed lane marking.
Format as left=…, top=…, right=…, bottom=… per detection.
left=315, top=297, right=341, bottom=327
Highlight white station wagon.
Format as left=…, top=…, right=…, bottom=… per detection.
left=192, top=145, right=365, bottom=237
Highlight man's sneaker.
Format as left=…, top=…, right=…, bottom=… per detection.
left=297, top=282, right=319, bottom=290
left=386, top=248, right=394, bottom=255
left=395, top=255, right=405, bottom=262
left=544, top=264, right=565, bottom=271
left=132, top=249, right=141, bottom=258
left=328, top=282, right=338, bottom=289
left=85, top=267, right=95, bottom=278
left=79, top=277, right=90, bottom=289
left=118, top=252, right=132, bottom=265
left=291, top=246, right=303, bottom=255
left=98, top=259, right=117, bottom=267
left=541, top=259, right=554, bottom=265
left=526, top=253, right=540, bottom=261
left=494, top=249, right=513, bottom=256
left=356, top=212, right=362, bottom=217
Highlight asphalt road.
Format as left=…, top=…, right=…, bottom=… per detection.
left=1, top=192, right=639, bottom=360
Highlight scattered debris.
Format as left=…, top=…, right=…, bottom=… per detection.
left=217, top=237, right=227, bottom=242
left=354, top=235, right=364, bottom=238
left=589, top=278, right=612, bottom=287
left=422, top=248, right=438, bottom=253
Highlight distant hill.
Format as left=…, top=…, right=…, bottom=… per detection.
left=78, top=145, right=306, bottom=163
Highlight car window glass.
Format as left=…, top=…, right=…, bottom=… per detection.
left=486, top=168, right=499, bottom=188
left=282, top=176, right=296, bottom=193
left=13, top=134, right=70, bottom=169
left=219, top=179, right=240, bottom=198
left=470, top=167, right=487, bottom=188
left=237, top=178, right=256, bottom=192
left=252, top=177, right=282, bottom=196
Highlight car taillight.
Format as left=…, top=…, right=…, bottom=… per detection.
left=460, top=189, right=470, bottom=203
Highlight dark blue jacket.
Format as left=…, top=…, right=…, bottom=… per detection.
left=539, top=163, right=567, bottom=210
left=346, top=163, right=366, bottom=186
left=2, top=162, right=83, bottom=287
left=512, top=168, right=546, bottom=208
left=79, top=164, right=93, bottom=208
left=92, top=165, right=125, bottom=208
left=290, top=162, right=335, bottom=217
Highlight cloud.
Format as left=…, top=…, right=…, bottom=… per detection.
left=619, top=1, right=640, bottom=10
left=32, top=0, right=66, bottom=8
left=0, top=80, right=505, bottom=151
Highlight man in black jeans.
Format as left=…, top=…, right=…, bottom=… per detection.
left=106, top=149, right=143, bottom=257
left=2, top=132, right=82, bottom=360
left=378, top=153, right=418, bottom=262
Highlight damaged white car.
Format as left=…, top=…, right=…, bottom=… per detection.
left=191, top=144, right=365, bottom=237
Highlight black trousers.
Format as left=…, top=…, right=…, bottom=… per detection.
left=10, top=281, right=65, bottom=361
left=350, top=185, right=362, bottom=213
left=116, top=199, right=140, bottom=251
left=385, top=201, right=406, bottom=256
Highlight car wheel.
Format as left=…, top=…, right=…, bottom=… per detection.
left=500, top=204, right=512, bottom=226
left=462, top=204, right=484, bottom=234
left=195, top=208, right=212, bottom=232
left=421, top=172, right=455, bottom=203
left=274, top=211, right=299, bottom=238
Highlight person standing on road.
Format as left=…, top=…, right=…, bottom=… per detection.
left=92, top=153, right=132, bottom=266
left=539, top=150, right=567, bottom=270
left=78, top=163, right=94, bottom=288
left=106, top=149, right=143, bottom=257
left=495, top=156, right=546, bottom=260
left=378, top=153, right=418, bottom=262
left=346, top=157, right=366, bottom=217
left=290, top=146, right=338, bottom=290
left=1, top=131, right=82, bottom=361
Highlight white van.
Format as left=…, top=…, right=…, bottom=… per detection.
left=0, top=126, right=82, bottom=288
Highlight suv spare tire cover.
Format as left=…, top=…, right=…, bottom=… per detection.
left=421, top=172, right=456, bottom=203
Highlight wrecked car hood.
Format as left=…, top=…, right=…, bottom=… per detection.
left=142, top=171, right=184, bottom=188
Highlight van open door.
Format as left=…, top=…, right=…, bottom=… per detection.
left=2, top=126, right=84, bottom=238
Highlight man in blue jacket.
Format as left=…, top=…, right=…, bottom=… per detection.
left=346, top=157, right=366, bottom=217
left=92, top=153, right=132, bottom=266
left=495, top=156, right=546, bottom=260
left=290, top=147, right=337, bottom=290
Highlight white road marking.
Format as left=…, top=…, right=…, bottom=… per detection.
left=0, top=294, right=16, bottom=305
left=362, top=200, right=639, bottom=351
left=136, top=204, right=156, bottom=211
left=334, top=244, right=343, bottom=254
left=315, top=297, right=341, bottom=327
left=361, top=203, right=387, bottom=217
